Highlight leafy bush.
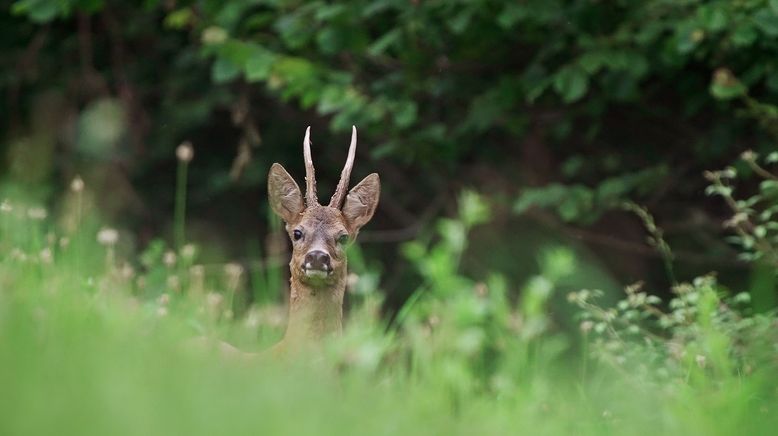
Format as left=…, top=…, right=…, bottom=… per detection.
left=6, top=0, right=778, bottom=242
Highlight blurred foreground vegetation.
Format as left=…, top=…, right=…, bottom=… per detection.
left=3, top=1, right=778, bottom=435
left=2, top=167, right=778, bottom=434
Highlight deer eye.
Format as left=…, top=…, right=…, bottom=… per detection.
left=337, top=234, right=349, bottom=245
left=292, top=229, right=303, bottom=241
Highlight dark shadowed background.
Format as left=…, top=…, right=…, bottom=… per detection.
left=3, top=0, right=777, bottom=313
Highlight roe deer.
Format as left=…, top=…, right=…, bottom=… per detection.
left=267, top=126, right=380, bottom=352
left=188, top=126, right=379, bottom=357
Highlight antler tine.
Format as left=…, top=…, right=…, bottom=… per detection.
left=329, top=125, right=357, bottom=208
left=303, top=126, right=318, bottom=206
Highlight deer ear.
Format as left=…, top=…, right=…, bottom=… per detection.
left=268, top=163, right=304, bottom=223
left=342, top=173, right=380, bottom=233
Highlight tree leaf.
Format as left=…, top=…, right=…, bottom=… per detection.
left=553, top=66, right=589, bottom=103
left=710, top=80, right=746, bottom=100
left=731, top=24, right=758, bottom=47
left=244, top=49, right=275, bottom=82
left=771, top=0, right=778, bottom=14
left=367, top=29, right=401, bottom=57
left=211, top=58, right=240, bottom=83
left=12, top=0, right=62, bottom=22
left=754, top=8, right=778, bottom=36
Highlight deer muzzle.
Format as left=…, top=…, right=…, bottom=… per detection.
left=303, top=250, right=332, bottom=278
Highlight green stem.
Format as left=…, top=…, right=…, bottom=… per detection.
left=74, top=191, right=82, bottom=278
left=1, top=212, right=8, bottom=251
left=175, top=160, right=188, bottom=252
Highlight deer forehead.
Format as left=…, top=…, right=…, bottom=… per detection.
left=296, top=206, right=348, bottom=234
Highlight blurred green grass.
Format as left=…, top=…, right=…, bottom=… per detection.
left=0, top=191, right=776, bottom=436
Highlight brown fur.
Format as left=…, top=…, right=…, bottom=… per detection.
left=267, top=130, right=380, bottom=351
left=187, top=128, right=379, bottom=359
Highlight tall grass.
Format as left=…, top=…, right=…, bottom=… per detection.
left=0, top=168, right=777, bottom=435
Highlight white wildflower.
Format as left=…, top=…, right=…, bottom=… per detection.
left=70, top=176, right=85, bottom=193
left=166, top=275, right=180, bottom=292
left=180, top=243, right=197, bottom=261
left=163, top=250, right=177, bottom=267
left=176, top=141, right=194, bottom=162
left=97, top=228, right=119, bottom=246
left=39, top=248, right=53, bottom=264
left=206, top=292, right=223, bottom=310
left=27, top=207, right=47, bottom=220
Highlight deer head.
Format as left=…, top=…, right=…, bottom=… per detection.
left=267, top=126, right=379, bottom=342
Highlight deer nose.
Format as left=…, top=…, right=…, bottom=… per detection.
left=304, top=250, right=331, bottom=273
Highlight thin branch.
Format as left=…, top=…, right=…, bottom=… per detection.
left=102, top=6, right=148, bottom=152
left=526, top=209, right=749, bottom=267
left=8, top=28, right=48, bottom=132
left=359, top=194, right=447, bottom=243
left=744, top=157, right=778, bottom=182
left=77, top=12, right=94, bottom=76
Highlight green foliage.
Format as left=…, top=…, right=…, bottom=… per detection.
left=705, top=151, right=778, bottom=265
left=3, top=184, right=778, bottom=434
left=571, top=276, right=776, bottom=386
left=398, top=191, right=569, bottom=394
left=7, top=0, right=778, bottom=208
left=6, top=2, right=778, bottom=433
left=513, top=166, right=668, bottom=223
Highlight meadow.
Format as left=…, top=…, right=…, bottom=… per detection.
left=6, top=1, right=778, bottom=434
left=1, top=160, right=777, bottom=436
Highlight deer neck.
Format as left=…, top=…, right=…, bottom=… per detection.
left=283, top=268, right=346, bottom=344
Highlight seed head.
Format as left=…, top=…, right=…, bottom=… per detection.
left=224, top=263, right=243, bottom=286
left=474, top=282, right=488, bottom=297
left=119, top=263, right=135, bottom=280
left=166, top=275, right=181, bottom=292
left=39, top=248, right=53, bottom=264
left=346, top=273, right=359, bottom=290
left=176, top=141, right=194, bottom=162
left=97, top=228, right=119, bottom=246
left=724, top=212, right=748, bottom=228
left=206, top=292, right=224, bottom=310
left=740, top=150, right=757, bottom=162
left=27, top=207, right=47, bottom=220
left=163, top=250, right=177, bottom=267
left=10, top=248, right=27, bottom=262
left=181, top=243, right=197, bottom=261
left=70, top=176, right=85, bottom=193
left=713, top=67, right=735, bottom=87
left=244, top=310, right=260, bottom=329
left=0, top=200, right=12, bottom=213
left=190, top=264, right=205, bottom=279
left=201, top=26, right=227, bottom=45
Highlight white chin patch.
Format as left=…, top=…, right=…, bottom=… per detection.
left=304, top=270, right=330, bottom=279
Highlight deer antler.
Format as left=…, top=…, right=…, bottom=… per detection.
left=329, top=125, right=357, bottom=208
left=303, top=126, right=318, bottom=206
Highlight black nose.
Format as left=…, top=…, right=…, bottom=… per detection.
left=304, top=250, right=331, bottom=272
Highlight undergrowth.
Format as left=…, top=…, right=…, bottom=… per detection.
left=1, top=153, right=778, bottom=435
